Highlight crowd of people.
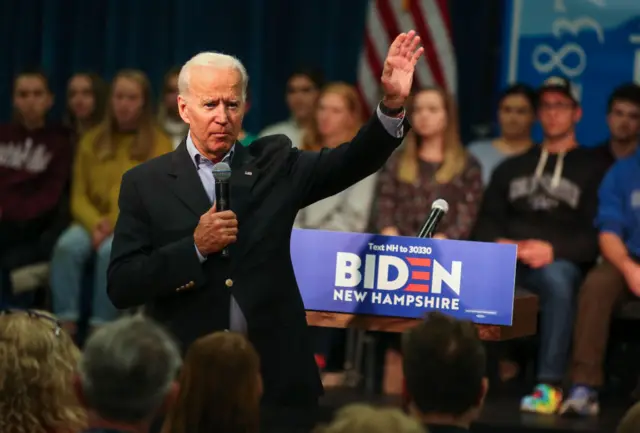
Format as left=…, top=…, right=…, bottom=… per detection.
left=1, top=51, right=640, bottom=431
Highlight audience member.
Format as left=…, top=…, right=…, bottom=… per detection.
left=76, top=316, right=181, bottom=433
left=473, top=76, right=611, bottom=414
left=158, top=66, right=189, bottom=149
left=590, top=83, right=640, bottom=163
left=560, top=145, right=640, bottom=416
left=468, top=83, right=536, bottom=184
left=0, top=309, right=86, bottom=433
left=618, top=401, right=640, bottom=433
left=259, top=67, right=324, bottom=147
left=64, top=72, right=107, bottom=140
left=375, top=86, right=483, bottom=240
left=402, top=312, right=487, bottom=432
left=162, top=331, right=262, bottom=433
left=313, top=403, right=426, bottom=433
left=50, top=70, right=173, bottom=336
left=294, top=82, right=375, bottom=387
left=0, top=70, right=73, bottom=305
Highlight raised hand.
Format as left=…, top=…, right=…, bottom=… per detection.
left=381, top=30, right=424, bottom=109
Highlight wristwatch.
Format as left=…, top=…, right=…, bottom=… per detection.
left=379, top=101, right=404, bottom=117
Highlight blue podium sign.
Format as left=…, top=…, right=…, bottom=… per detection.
left=501, top=0, right=640, bottom=146
left=290, top=229, right=518, bottom=326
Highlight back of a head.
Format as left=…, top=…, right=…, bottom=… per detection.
left=402, top=312, right=486, bottom=417
left=163, top=331, right=261, bottom=433
left=80, top=316, right=181, bottom=424
left=314, top=403, right=426, bottom=433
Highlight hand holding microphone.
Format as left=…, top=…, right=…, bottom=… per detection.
left=194, top=162, right=237, bottom=257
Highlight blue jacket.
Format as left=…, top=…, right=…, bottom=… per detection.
left=596, top=150, right=640, bottom=257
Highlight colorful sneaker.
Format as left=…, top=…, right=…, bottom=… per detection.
left=520, top=383, right=563, bottom=414
left=559, top=385, right=599, bottom=416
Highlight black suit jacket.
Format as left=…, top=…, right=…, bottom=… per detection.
left=107, top=112, right=408, bottom=407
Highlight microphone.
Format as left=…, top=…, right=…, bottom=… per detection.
left=212, top=162, right=232, bottom=258
left=417, top=199, right=449, bottom=239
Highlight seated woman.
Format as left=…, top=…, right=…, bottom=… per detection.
left=50, top=70, right=173, bottom=336
left=375, top=86, right=483, bottom=241
left=161, top=331, right=262, bottom=433
left=0, top=309, right=86, bottom=433
left=64, top=72, right=107, bottom=141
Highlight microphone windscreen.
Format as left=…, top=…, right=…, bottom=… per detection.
left=212, top=161, right=232, bottom=182
left=432, top=198, right=449, bottom=213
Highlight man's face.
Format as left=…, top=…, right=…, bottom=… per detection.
left=178, top=66, right=244, bottom=158
left=607, top=100, right=640, bottom=142
left=13, top=75, right=53, bottom=126
left=286, top=75, right=319, bottom=123
left=538, top=91, right=581, bottom=140
left=498, top=94, right=534, bottom=139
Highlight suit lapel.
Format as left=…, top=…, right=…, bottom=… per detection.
left=168, top=141, right=212, bottom=218
left=229, top=143, right=258, bottom=220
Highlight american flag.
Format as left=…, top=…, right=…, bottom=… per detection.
left=357, top=0, right=457, bottom=113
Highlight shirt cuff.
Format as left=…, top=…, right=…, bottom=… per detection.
left=376, top=103, right=405, bottom=138
left=195, top=244, right=207, bottom=263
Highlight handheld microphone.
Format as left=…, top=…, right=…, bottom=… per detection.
left=212, top=162, right=232, bottom=258
left=417, top=199, right=449, bottom=239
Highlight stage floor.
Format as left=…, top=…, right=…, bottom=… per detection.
left=314, top=387, right=633, bottom=433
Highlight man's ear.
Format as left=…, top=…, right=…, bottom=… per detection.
left=478, top=377, right=489, bottom=407
left=158, top=381, right=180, bottom=415
left=177, top=95, right=190, bottom=125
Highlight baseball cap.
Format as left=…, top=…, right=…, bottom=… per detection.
left=538, top=76, right=580, bottom=104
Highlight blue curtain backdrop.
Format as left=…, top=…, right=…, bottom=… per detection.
left=0, top=0, right=500, bottom=140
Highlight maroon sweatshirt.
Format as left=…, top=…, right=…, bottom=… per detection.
left=0, top=123, right=73, bottom=222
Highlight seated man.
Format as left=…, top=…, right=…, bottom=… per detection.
left=560, top=147, right=640, bottom=416
left=472, top=77, right=611, bottom=414
left=402, top=312, right=487, bottom=432
left=0, top=69, right=72, bottom=306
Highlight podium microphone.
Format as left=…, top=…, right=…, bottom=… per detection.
left=212, top=161, right=232, bottom=258
left=417, top=199, right=449, bottom=239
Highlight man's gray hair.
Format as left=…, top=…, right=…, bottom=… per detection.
left=79, top=316, right=182, bottom=424
left=178, top=51, right=249, bottom=101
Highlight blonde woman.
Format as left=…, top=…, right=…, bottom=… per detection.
left=50, top=70, right=173, bottom=335
left=314, top=403, right=427, bottom=433
left=0, top=309, right=86, bottom=433
left=375, top=86, right=483, bottom=240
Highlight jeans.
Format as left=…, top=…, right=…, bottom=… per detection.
left=517, top=259, right=583, bottom=383
left=50, top=224, right=118, bottom=326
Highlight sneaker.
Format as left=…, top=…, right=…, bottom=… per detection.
left=520, top=383, right=563, bottom=414
left=559, top=385, right=599, bottom=416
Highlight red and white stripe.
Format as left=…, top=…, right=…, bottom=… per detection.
left=356, top=0, right=457, bottom=114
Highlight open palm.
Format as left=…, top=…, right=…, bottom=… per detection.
left=381, top=30, right=424, bottom=108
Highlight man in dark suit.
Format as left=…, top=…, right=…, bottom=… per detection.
left=107, top=31, right=424, bottom=408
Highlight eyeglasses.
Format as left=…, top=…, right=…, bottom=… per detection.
left=0, top=308, right=63, bottom=337
left=539, top=102, right=575, bottom=112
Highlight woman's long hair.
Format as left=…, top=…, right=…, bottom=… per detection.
left=93, top=69, right=157, bottom=162
left=301, top=82, right=363, bottom=151
left=397, top=86, right=467, bottom=185
left=157, top=66, right=181, bottom=124
left=0, top=310, right=86, bottom=433
left=63, top=72, right=108, bottom=135
left=161, top=332, right=262, bottom=433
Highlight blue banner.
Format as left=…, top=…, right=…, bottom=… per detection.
left=501, top=0, right=640, bottom=146
left=290, top=229, right=518, bottom=326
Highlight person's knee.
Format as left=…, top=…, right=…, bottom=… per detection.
left=53, top=226, right=90, bottom=259
left=578, top=262, right=622, bottom=304
left=537, top=260, right=581, bottom=302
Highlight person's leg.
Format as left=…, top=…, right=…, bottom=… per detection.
left=519, top=259, right=583, bottom=414
left=90, top=234, right=120, bottom=328
left=50, top=224, right=93, bottom=332
left=560, top=260, right=627, bottom=416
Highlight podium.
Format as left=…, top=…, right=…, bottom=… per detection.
left=290, top=229, right=539, bottom=392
